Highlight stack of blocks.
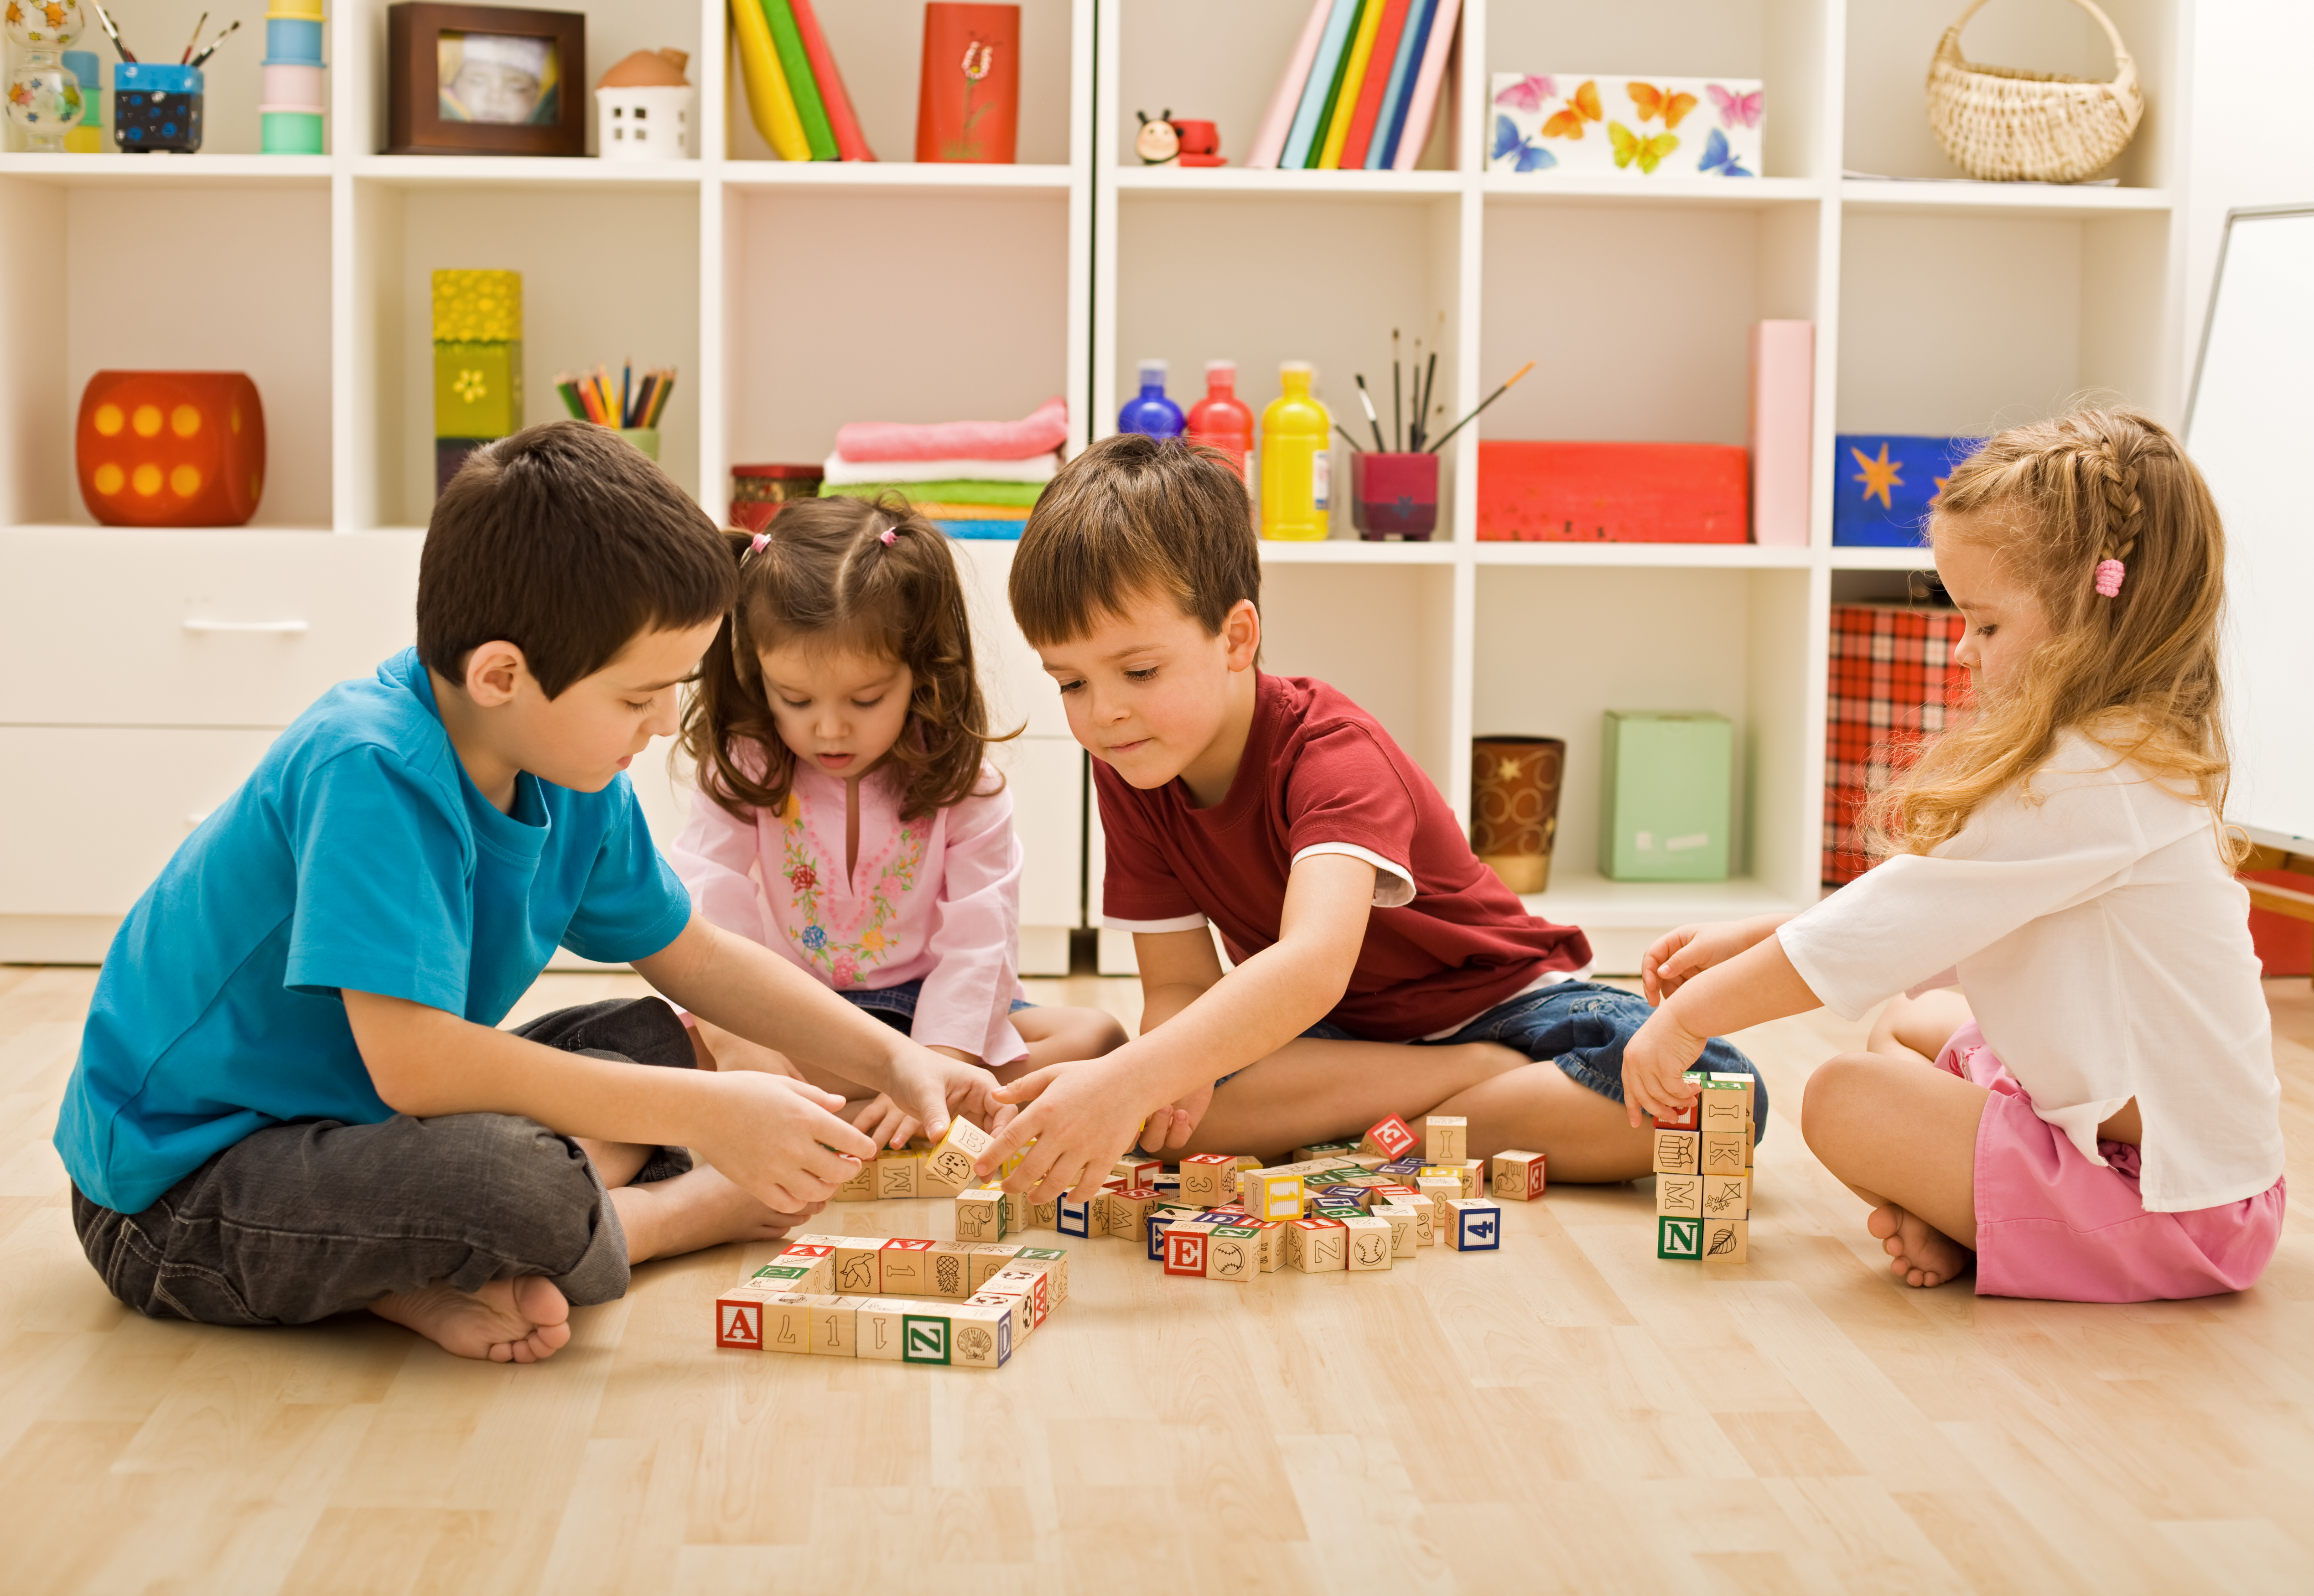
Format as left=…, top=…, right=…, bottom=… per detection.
left=1653, top=1072, right=1756, bottom=1261
left=432, top=269, right=522, bottom=497
left=260, top=0, right=328, bottom=154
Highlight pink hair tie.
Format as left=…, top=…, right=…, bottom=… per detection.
left=2093, top=558, right=2126, bottom=597
left=879, top=527, right=899, bottom=547
left=748, top=532, right=771, bottom=556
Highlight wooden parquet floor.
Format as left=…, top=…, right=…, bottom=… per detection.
left=0, top=963, right=2308, bottom=1594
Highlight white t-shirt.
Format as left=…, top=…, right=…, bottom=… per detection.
left=1779, top=729, right=2281, bottom=1213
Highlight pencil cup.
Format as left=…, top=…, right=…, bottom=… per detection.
left=1350, top=450, right=1439, bottom=540
left=614, top=428, right=660, bottom=461
left=114, top=63, right=202, bottom=152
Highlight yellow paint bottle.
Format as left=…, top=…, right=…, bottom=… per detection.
left=1259, top=361, right=1330, bottom=541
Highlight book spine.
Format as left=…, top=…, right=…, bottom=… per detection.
left=1748, top=320, right=1814, bottom=546
left=730, top=0, right=812, bottom=161
left=1281, top=0, right=1359, bottom=170
left=766, top=0, right=838, bottom=160
left=1246, top=0, right=1333, bottom=169
left=1390, top=0, right=1458, bottom=171
left=1367, top=0, right=1432, bottom=169
left=1318, top=0, right=1388, bottom=169
left=789, top=0, right=875, bottom=160
left=1304, top=0, right=1369, bottom=167
left=1339, top=0, right=1412, bottom=170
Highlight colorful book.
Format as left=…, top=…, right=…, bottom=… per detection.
left=1304, top=0, right=1369, bottom=167
left=789, top=0, right=874, bottom=160
left=1367, top=0, right=1433, bottom=168
left=1280, top=0, right=1360, bottom=170
left=1390, top=0, right=1459, bottom=171
left=1317, top=0, right=1388, bottom=168
left=1338, top=0, right=1413, bottom=169
left=765, top=0, right=838, bottom=161
left=1247, top=0, right=1333, bottom=169
left=730, top=0, right=811, bottom=160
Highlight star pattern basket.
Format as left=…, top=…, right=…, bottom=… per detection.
left=1926, top=0, right=2143, bottom=183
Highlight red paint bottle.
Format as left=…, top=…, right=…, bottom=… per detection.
left=1185, top=359, right=1255, bottom=484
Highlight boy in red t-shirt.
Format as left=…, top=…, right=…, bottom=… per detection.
left=975, top=435, right=1763, bottom=1198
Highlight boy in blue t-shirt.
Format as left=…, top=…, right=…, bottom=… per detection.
left=55, top=422, right=997, bottom=1364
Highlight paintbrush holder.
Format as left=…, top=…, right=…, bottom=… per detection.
left=1350, top=450, right=1438, bottom=540
left=114, top=63, right=203, bottom=152
left=613, top=427, right=660, bottom=461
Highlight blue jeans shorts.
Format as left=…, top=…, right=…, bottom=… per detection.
left=842, top=977, right=1034, bottom=1036
left=1253, top=979, right=1768, bottom=1142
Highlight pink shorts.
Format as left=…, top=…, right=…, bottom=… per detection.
left=1939, top=1022, right=2285, bottom=1301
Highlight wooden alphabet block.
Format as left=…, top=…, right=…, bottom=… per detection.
left=1315, top=1183, right=1374, bottom=1210
left=775, top=1241, right=837, bottom=1259
left=1342, top=1214, right=1394, bottom=1271
left=900, top=1309, right=953, bottom=1365
left=1011, top=1245, right=1069, bottom=1306
left=1106, top=1186, right=1157, bottom=1241
left=922, top=1117, right=995, bottom=1193
left=1416, top=1176, right=1461, bottom=1223
left=1705, top=1071, right=1756, bottom=1126
left=965, top=1289, right=1033, bottom=1346
left=764, top=1292, right=813, bottom=1353
left=1422, top=1115, right=1468, bottom=1163
left=875, top=1150, right=921, bottom=1199
left=967, top=1243, right=1025, bottom=1291
left=1651, top=1130, right=1701, bottom=1177
left=1490, top=1150, right=1547, bottom=1202
left=1406, top=1192, right=1437, bottom=1246
left=949, top=1303, right=1013, bottom=1369
left=1004, top=1190, right=1029, bottom=1234
left=1289, top=1218, right=1347, bottom=1272
left=1370, top=1202, right=1418, bottom=1259
left=1700, top=1131, right=1749, bottom=1175
left=1146, top=1204, right=1199, bottom=1261
left=714, top=1282, right=779, bottom=1349
left=856, top=1297, right=909, bottom=1360
left=805, top=1295, right=857, bottom=1356
left=1243, top=1218, right=1285, bottom=1272
left=953, top=1187, right=1007, bottom=1244
left=1205, top=1225, right=1258, bottom=1282
left=832, top=1158, right=877, bottom=1201
left=1656, top=1215, right=1703, bottom=1260
left=925, top=1241, right=975, bottom=1300
left=1162, top=1222, right=1215, bottom=1277
left=1179, top=1153, right=1239, bottom=1207
left=832, top=1238, right=889, bottom=1296
left=1111, top=1155, right=1162, bottom=1188
left=1655, top=1175, right=1703, bottom=1218
left=1702, top=1174, right=1749, bottom=1219
left=985, top=1265, right=1051, bottom=1327
left=1241, top=1169, right=1307, bottom=1223
left=751, top=1256, right=831, bottom=1295
left=1700, top=1217, right=1749, bottom=1262
left=1056, top=1195, right=1093, bottom=1239
left=1311, top=1204, right=1367, bottom=1224
left=1442, top=1198, right=1502, bottom=1251
left=1026, top=1196, right=1059, bottom=1231
left=1651, top=1098, right=1699, bottom=1131
left=877, top=1237, right=935, bottom=1295
left=1361, top=1114, right=1420, bottom=1160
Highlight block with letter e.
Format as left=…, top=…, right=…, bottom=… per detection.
left=1162, top=1222, right=1214, bottom=1277
left=1491, top=1150, right=1546, bottom=1201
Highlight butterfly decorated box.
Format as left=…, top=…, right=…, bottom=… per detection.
left=1831, top=434, right=1984, bottom=546
left=1490, top=74, right=1762, bottom=179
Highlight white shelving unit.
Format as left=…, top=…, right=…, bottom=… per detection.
left=0, top=0, right=2191, bottom=978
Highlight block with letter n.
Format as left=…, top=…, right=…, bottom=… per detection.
left=901, top=1312, right=952, bottom=1365
left=1657, top=1216, right=1704, bottom=1260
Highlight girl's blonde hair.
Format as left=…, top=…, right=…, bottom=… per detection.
left=1861, top=408, right=2235, bottom=859
left=680, top=496, right=1013, bottom=823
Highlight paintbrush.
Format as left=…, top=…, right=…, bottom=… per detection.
left=1424, top=360, right=1536, bottom=454
left=1392, top=328, right=1403, bottom=452
left=179, top=10, right=207, bottom=63
left=1417, top=350, right=1438, bottom=449
left=1333, top=422, right=1365, bottom=454
left=1354, top=376, right=1387, bottom=452
left=187, top=19, right=240, bottom=68
left=91, top=1, right=134, bottom=61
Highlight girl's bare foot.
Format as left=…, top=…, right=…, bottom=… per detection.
left=369, top=1275, right=572, bottom=1363
left=1866, top=1203, right=1972, bottom=1288
left=611, top=1163, right=815, bottom=1264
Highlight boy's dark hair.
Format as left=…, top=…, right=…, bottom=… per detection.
left=417, top=420, right=735, bottom=698
left=1009, top=432, right=1261, bottom=645
left=680, top=495, right=1014, bottom=823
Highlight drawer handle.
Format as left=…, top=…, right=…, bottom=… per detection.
left=182, top=618, right=310, bottom=635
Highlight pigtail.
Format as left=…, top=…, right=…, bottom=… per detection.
left=677, top=528, right=799, bottom=820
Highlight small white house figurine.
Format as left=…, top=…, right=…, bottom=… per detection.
left=596, top=48, right=692, bottom=161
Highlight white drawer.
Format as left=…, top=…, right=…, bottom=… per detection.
left=954, top=540, right=1069, bottom=739
left=0, top=529, right=424, bottom=727
left=987, top=734, right=1084, bottom=929
left=0, top=726, right=282, bottom=915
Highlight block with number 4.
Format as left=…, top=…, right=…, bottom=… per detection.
left=1442, top=1198, right=1502, bottom=1251
left=1490, top=1150, right=1546, bottom=1201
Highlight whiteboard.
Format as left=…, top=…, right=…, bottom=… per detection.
left=2184, top=206, right=2314, bottom=847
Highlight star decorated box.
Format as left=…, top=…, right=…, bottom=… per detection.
left=1489, top=73, right=1761, bottom=179
left=1831, top=434, right=1984, bottom=546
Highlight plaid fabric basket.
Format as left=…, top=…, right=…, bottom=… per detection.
left=1824, top=605, right=1972, bottom=885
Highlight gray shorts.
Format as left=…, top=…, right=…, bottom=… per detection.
left=70, top=997, right=696, bottom=1328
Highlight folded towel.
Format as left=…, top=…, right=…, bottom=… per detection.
left=934, top=519, right=1027, bottom=540
left=909, top=501, right=1038, bottom=519
left=820, top=451, right=1059, bottom=487
left=835, top=397, right=1068, bottom=464
left=821, top=479, right=1045, bottom=508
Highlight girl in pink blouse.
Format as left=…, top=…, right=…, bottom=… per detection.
left=673, top=497, right=1124, bottom=1146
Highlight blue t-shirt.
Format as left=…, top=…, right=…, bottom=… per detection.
left=55, top=648, right=695, bottom=1214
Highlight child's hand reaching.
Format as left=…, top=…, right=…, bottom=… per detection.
left=1641, top=916, right=1782, bottom=1005
left=1619, top=1002, right=1711, bottom=1128
left=694, top=1071, right=880, bottom=1212
left=974, top=1056, right=1152, bottom=1203
left=878, top=1041, right=1006, bottom=1146
left=1138, top=1081, right=1214, bottom=1153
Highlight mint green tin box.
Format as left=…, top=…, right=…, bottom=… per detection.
left=1598, top=711, right=1732, bottom=881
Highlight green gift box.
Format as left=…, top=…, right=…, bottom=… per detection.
left=433, top=341, right=522, bottom=440
left=1598, top=711, right=1732, bottom=882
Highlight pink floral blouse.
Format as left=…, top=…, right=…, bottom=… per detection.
left=669, top=759, right=1028, bottom=1064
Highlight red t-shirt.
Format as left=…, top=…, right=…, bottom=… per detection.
left=1095, top=673, right=1591, bottom=1040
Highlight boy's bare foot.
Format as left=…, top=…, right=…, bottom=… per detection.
left=611, top=1163, right=814, bottom=1264
left=1866, top=1203, right=1972, bottom=1288
left=369, top=1275, right=573, bottom=1363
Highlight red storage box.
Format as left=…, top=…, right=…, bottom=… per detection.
left=1823, top=604, right=1972, bottom=886
left=1477, top=440, right=1748, bottom=542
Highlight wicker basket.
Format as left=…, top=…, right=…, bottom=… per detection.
left=1925, top=0, right=2143, bottom=183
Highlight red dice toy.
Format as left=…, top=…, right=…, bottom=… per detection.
left=77, top=370, right=265, bottom=527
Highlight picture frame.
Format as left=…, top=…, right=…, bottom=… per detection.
left=385, top=3, right=586, bottom=156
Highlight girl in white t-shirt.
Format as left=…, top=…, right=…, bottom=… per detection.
left=1621, top=408, right=2284, bottom=1301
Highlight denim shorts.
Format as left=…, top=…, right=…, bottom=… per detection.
left=842, top=977, right=1034, bottom=1036
left=1268, top=979, right=1768, bottom=1140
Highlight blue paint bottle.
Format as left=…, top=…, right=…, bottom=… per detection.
left=1118, top=358, right=1185, bottom=440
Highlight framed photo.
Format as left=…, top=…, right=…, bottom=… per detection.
left=386, top=4, right=586, bottom=156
